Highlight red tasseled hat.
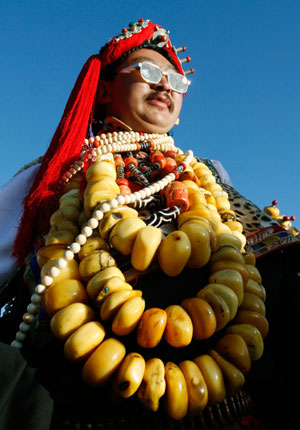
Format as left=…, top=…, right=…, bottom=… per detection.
left=13, top=19, right=192, bottom=264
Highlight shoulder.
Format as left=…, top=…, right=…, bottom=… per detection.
left=210, top=159, right=233, bottom=186
left=195, top=157, right=233, bottom=186
left=0, top=162, right=41, bottom=285
left=1, top=161, right=41, bottom=200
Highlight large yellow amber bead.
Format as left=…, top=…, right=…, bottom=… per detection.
left=64, top=321, right=106, bottom=362
left=233, top=310, right=269, bottom=339
left=51, top=219, right=79, bottom=236
left=164, top=362, right=188, bottom=420
left=36, top=244, right=67, bottom=268
left=84, top=176, right=119, bottom=197
left=226, top=323, right=264, bottom=361
left=158, top=231, right=191, bottom=277
left=85, top=160, right=117, bottom=183
left=209, top=260, right=249, bottom=286
left=208, top=349, right=245, bottom=396
left=100, top=289, right=142, bottom=321
left=215, top=233, right=242, bottom=250
left=82, top=338, right=126, bottom=386
left=45, top=230, right=75, bottom=246
left=179, top=222, right=211, bottom=269
left=99, top=206, right=138, bottom=239
left=112, top=296, right=145, bottom=336
left=84, top=189, right=119, bottom=216
left=40, top=259, right=80, bottom=285
left=209, top=269, right=244, bottom=306
left=181, top=297, right=216, bottom=340
left=243, top=252, right=256, bottom=266
left=79, top=250, right=116, bottom=282
left=112, top=352, right=145, bottom=398
left=224, top=220, right=244, bottom=233
left=43, top=279, right=88, bottom=316
left=109, top=216, right=146, bottom=255
left=78, top=237, right=110, bottom=260
left=60, top=205, right=80, bottom=223
left=137, top=358, right=166, bottom=412
left=86, top=266, right=125, bottom=300
left=164, top=305, right=193, bottom=347
left=179, top=360, right=208, bottom=415
left=245, top=264, right=262, bottom=283
left=240, top=292, right=266, bottom=316
left=95, top=278, right=133, bottom=306
left=50, top=303, right=95, bottom=340
left=180, top=219, right=217, bottom=251
left=215, top=333, right=251, bottom=374
left=137, top=308, right=167, bottom=348
left=193, top=354, right=226, bottom=405
left=131, top=226, right=162, bottom=271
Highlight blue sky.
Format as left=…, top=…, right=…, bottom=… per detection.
left=1, top=0, right=299, bottom=228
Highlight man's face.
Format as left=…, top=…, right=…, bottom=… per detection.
left=98, top=49, right=183, bottom=133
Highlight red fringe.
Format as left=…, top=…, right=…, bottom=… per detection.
left=13, top=55, right=101, bottom=264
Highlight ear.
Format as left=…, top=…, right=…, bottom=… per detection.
left=96, top=80, right=113, bottom=104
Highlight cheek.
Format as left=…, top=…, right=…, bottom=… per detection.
left=127, top=82, right=149, bottom=105
left=173, top=94, right=183, bottom=117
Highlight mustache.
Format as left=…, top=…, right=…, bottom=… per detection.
left=145, top=91, right=174, bottom=111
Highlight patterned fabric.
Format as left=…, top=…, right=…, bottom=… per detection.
left=198, top=158, right=300, bottom=258
left=222, top=184, right=300, bottom=257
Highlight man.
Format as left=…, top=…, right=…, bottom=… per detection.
left=0, top=19, right=299, bottom=430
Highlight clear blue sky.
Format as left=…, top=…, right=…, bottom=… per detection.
left=1, top=0, right=299, bottom=228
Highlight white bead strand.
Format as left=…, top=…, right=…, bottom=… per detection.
left=11, top=130, right=193, bottom=350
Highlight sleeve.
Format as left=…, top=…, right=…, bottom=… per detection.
left=210, top=159, right=233, bottom=186
left=0, top=164, right=40, bottom=285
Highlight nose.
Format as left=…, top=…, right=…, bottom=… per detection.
left=152, top=73, right=171, bottom=92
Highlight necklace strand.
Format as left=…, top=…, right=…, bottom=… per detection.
left=12, top=132, right=193, bottom=346
left=10, top=131, right=267, bottom=422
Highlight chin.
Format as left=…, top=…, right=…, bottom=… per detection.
left=140, top=124, right=173, bottom=134
left=134, top=117, right=175, bottom=134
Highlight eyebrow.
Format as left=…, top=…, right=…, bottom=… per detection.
left=126, top=56, right=177, bottom=71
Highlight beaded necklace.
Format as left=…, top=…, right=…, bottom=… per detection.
left=11, top=130, right=268, bottom=421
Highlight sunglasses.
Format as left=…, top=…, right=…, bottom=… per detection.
left=118, top=62, right=190, bottom=94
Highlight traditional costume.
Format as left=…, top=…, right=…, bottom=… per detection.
left=0, top=19, right=299, bottom=430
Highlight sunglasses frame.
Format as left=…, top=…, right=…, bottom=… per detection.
left=118, top=61, right=190, bottom=94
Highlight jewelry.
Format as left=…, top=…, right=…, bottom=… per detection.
left=11, top=131, right=267, bottom=421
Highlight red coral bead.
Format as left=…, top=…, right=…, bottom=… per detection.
left=116, top=178, right=129, bottom=186
left=164, top=150, right=177, bottom=159
left=149, top=151, right=163, bottom=162
left=124, top=157, right=138, bottom=168
left=148, top=139, right=155, bottom=150
left=152, top=154, right=166, bottom=169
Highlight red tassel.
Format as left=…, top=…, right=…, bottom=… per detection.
left=12, top=20, right=186, bottom=265
left=13, top=55, right=101, bottom=264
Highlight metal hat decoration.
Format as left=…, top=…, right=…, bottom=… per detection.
left=100, top=19, right=195, bottom=78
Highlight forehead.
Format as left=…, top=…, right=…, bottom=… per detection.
left=119, top=48, right=177, bottom=71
